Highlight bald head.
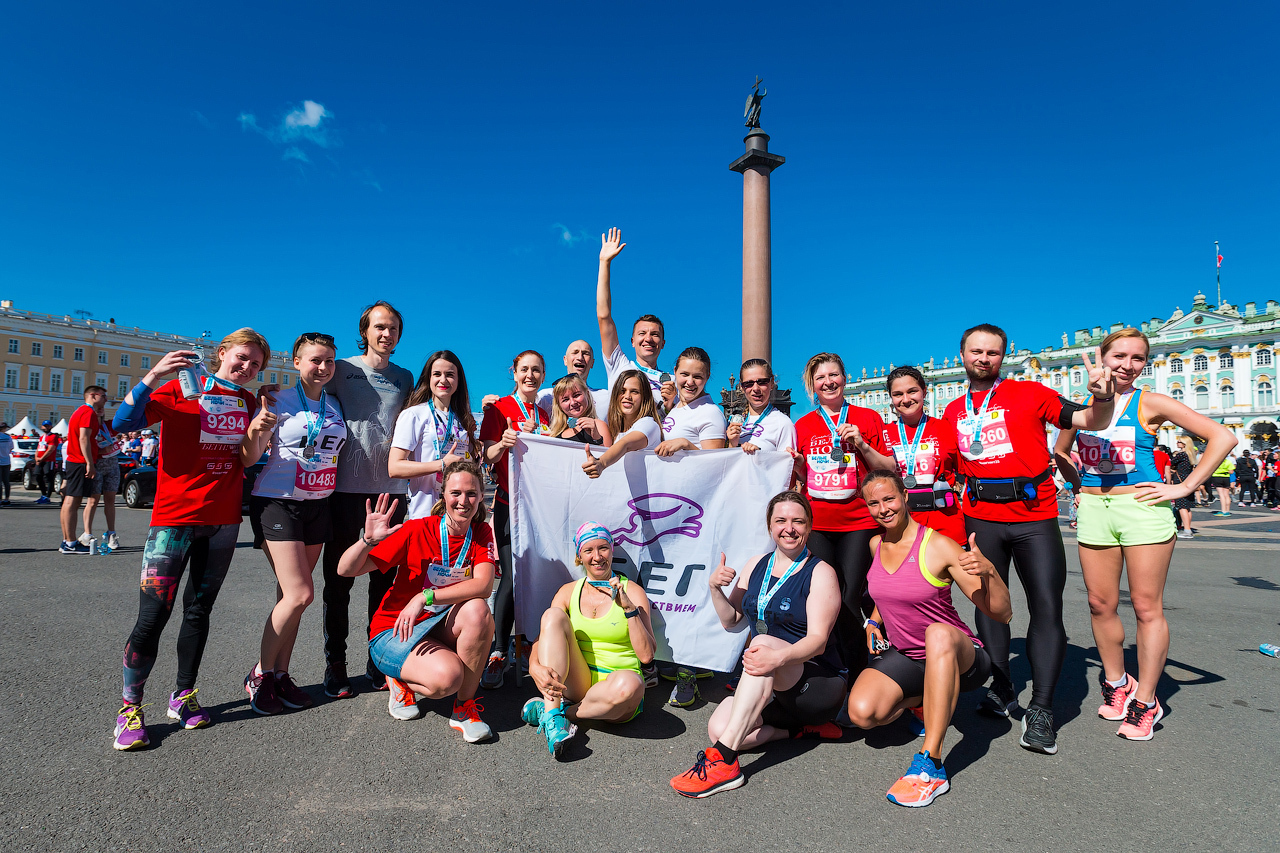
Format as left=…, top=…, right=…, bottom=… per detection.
left=564, top=340, right=595, bottom=377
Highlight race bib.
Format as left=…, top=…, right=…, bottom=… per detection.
left=199, top=394, right=250, bottom=446
left=294, top=453, right=338, bottom=497
left=97, top=427, right=122, bottom=458
left=891, top=439, right=939, bottom=485
left=958, top=410, right=1014, bottom=461
left=424, top=560, right=473, bottom=614
left=806, top=450, right=858, bottom=500
left=1077, top=427, right=1137, bottom=475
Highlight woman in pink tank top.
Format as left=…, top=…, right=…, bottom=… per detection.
left=846, top=470, right=1013, bottom=808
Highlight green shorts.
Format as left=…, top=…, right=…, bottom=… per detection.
left=1077, top=493, right=1176, bottom=547
left=586, top=663, right=645, bottom=722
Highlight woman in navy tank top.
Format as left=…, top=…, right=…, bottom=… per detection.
left=846, top=470, right=1012, bottom=807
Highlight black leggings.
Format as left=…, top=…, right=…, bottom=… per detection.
left=321, top=491, right=401, bottom=668
left=964, top=516, right=1066, bottom=709
left=760, top=660, right=847, bottom=731
left=490, top=498, right=515, bottom=656
left=806, top=528, right=876, bottom=677
left=1238, top=479, right=1260, bottom=504
left=0, top=466, right=9, bottom=500
left=37, top=458, right=57, bottom=498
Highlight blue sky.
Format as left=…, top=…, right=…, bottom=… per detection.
left=2, top=3, right=1277, bottom=412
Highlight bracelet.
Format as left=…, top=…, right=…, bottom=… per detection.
left=863, top=618, right=880, bottom=631
left=623, top=608, right=639, bottom=619
left=1093, top=396, right=1115, bottom=403
left=361, top=530, right=379, bottom=547
left=422, top=588, right=435, bottom=607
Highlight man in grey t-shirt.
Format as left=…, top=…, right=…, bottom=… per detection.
left=320, top=301, right=414, bottom=698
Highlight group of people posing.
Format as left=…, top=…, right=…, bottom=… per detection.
left=102, top=228, right=1236, bottom=809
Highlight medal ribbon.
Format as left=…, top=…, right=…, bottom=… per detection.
left=431, top=404, right=457, bottom=460
left=514, top=396, right=542, bottom=431
left=818, top=402, right=849, bottom=454
left=896, top=415, right=927, bottom=483
left=436, top=514, right=473, bottom=590
left=296, top=385, right=326, bottom=449
left=963, top=379, right=1002, bottom=433
left=200, top=374, right=244, bottom=394
left=747, top=404, right=774, bottom=434
left=756, top=548, right=809, bottom=629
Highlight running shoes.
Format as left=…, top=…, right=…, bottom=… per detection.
left=670, top=748, right=744, bottom=798
left=906, top=705, right=926, bottom=737
left=323, top=662, right=352, bottom=699
left=793, top=721, right=842, bottom=740
left=106, top=531, right=121, bottom=551
left=386, top=676, right=422, bottom=720
left=541, top=705, right=577, bottom=758
left=886, top=751, right=949, bottom=807
left=641, top=661, right=659, bottom=688
left=521, top=697, right=546, bottom=727
left=245, top=669, right=283, bottom=716
left=274, top=672, right=314, bottom=709
left=480, top=652, right=506, bottom=690
left=978, top=682, right=1018, bottom=718
left=449, top=698, right=493, bottom=742
left=167, top=688, right=210, bottom=729
left=668, top=668, right=699, bottom=707
left=366, top=661, right=387, bottom=691
left=1020, top=705, right=1058, bottom=754
left=1097, top=673, right=1138, bottom=721
left=1117, top=698, right=1164, bottom=740
left=59, top=540, right=89, bottom=555
left=112, top=704, right=150, bottom=751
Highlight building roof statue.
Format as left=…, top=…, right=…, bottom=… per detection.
left=744, top=76, right=766, bottom=129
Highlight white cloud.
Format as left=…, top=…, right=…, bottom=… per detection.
left=285, top=101, right=328, bottom=129
left=551, top=222, right=587, bottom=246
left=239, top=100, right=337, bottom=150
left=282, top=147, right=310, bottom=164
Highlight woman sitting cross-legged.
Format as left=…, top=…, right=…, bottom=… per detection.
left=521, top=523, right=655, bottom=757
left=670, top=490, right=845, bottom=798
left=336, top=461, right=496, bottom=742
left=846, top=470, right=1012, bottom=807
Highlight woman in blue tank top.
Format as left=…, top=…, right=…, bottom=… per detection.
left=1054, top=328, right=1236, bottom=741
left=669, top=490, right=844, bottom=799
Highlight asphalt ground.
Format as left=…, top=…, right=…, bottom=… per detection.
left=1, top=487, right=1277, bottom=852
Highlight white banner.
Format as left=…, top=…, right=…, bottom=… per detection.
left=510, top=434, right=793, bottom=672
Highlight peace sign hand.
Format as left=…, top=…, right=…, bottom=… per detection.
left=1082, top=346, right=1114, bottom=399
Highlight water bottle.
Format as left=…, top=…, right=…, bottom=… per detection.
left=178, top=346, right=207, bottom=399
left=98, top=534, right=113, bottom=556
left=1261, top=644, right=1280, bottom=658
left=88, top=536, right=98, bottom=556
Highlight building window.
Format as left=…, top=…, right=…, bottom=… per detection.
left=1193, top=354, right=1208, bottom=372
left=71, top=375, right=82, bottom=394
left=1053, top=373, right=1062, bottom=386
left=1221, top=383, right=1235, bottom=408
left=74, top=347, right=84, bottom=362
left=28, top=372, right=40, bottom=391
left=1169, top=358, right=1183, bottom=374
left=117, top=379, right=128, bottom=399
left=1072, top=370, right=1082, bottom=385
left=141, top=356, right=151, bottom=369
left=270, top=372, right=277, bottom=384
left=31, top=342, right=42, bottom=357
left=1259, top=381, right=1275, bottom=408
left=1257, top=349, right=1273, bottom=367
left=1194, top=385, right=1209, bottom=409
left=1170, top=387, right=1184, bottom=402
left=97, top=350, right=108, bottom=364
left=53, top=345, right=63, bottom=359
left=6, top=339, right=17, bottom=354
left=120, top=354, right=130, bottom=367
left=4, top=368, right=16, bottom=389
left=257, top=371, right=264, bottom=382
left=50, top=373, right=62, bottom=393
left=96, top=374, right=107, bottom=388
left=1220, top=352, right=1234, bottom=368
left=283, top=374, right=290, bottom=386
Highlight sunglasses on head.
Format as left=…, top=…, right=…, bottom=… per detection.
left=295, top=332, right=336, bottom=353
left=739, top=378, right=772, bottom=389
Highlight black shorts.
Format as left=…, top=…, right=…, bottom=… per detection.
left=62, top=461, right=95, bottom=499
left=759, top=659, right=847, bottom=730
left=1210, top=476, right=1231, bottom=490
left=870, top=643, right=991, bottom=700
left=250, top=495, right=332, bottom=548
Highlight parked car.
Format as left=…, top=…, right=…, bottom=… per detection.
left=9, top=438, right=39, bottom=479
left=122, top=456, right=266, bottom=511
left=23, top=456, right=142, bottom=495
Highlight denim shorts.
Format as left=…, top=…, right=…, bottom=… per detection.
left=368, top=608, right=454, bottom=680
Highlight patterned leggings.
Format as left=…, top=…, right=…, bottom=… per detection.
left=121, top=524, right=239, bottom=703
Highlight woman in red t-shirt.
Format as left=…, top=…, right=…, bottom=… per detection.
left=478, top=349, right=551, bottom=689
left=882, top=366, right=966, bottom=546
left=794, top=352, right=896, bottom=676
left=338, top=460, right=497, bottom=743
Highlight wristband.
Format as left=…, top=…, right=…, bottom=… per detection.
left=422, top=588, right=435, bottom=607
left=1092, top=396, right=1115, bottom=403
left=863, top=618, right=881, bottom=631
left=623, top=608, right=639, bottom=618
left=361, top=530, right=379, bottom=547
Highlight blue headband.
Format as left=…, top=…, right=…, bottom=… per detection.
left=574, top=522, right=613, bottom=553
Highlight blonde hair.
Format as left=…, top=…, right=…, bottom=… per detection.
left=802, top=352, right=845, bottom=401
left=215, top=328, right=271, bottom=369
left=549, top=373, right=599, bottom=437
left=607, top=369, right=664, bottom=441
left=428, top=460, right=489, bottom=526
left=1099, top=327, right=1150, bottom=358
left=1177, top=437, right=1199, bottom=466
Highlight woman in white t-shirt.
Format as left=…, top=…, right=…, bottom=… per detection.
left=582, top=370, right=663, bottom=478
left=389, top=350, right=479, bottom=519
left=727, top=358, right=798, bottom=457
left=242, top=332, right=348, bottom=715
left=656, top=347, right=728, bottom=457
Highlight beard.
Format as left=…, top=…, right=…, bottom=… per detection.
left=964, top=362, right=1001, bottom=383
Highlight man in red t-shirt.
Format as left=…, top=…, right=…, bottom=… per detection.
left=941, top=323, right=1115, bottom=756
left=59, top=386, right=106, bottom=553
left=34, top=420, right=61, bottom=503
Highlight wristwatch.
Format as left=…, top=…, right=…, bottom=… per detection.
left=623, top=608, right=640, bottom=619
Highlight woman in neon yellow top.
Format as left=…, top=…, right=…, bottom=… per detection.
left=523, top=522, right=656, bottom=758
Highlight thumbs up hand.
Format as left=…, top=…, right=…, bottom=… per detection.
left=709, top=552, right=735, bottom=588
left=582, top=443, right=605, bottom=479
left=959, top=533, right=995, bottom=579
left=500, top=417, right=519, bottom=449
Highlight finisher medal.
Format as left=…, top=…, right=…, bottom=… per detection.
left=755, top=619, right=768, bottom=635
left=829, top=441, right=843, bottom=463
left=302, top=445, right=315, bottom=460
left=1098, top=457, right=1114, bottom=473
left=969, top=440, right=984, bottom=456
left=903, top=474, right=918, bottom=489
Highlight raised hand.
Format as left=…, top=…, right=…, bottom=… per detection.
left=363, top=494, right=403, bottom=545
left=958, top=533, right=995, bottom=578
left=500, top=417, right=520, bottom=449
left=1082, top=346, right=1114, bottom=399
left=709, top=552, right=735, bottom=588
left=582, top=443, right=603, bottom=479
left=249, top=400, right=277, bottom=435
left=600, top=227, right=626, bottom=264
left=152, top=350, right=201, bottom=380
left=481, top=394, right=500, bottom=409
left=726, top=421, right=743, bottom=444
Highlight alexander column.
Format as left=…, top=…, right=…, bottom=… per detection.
left=724, top=77, right=792, bottom=415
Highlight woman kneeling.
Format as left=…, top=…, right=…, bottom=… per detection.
left=337, top=461, right=496, bottom=742
left=847, top=471, right=1012, bottom=807
left=523, top=523, right=655, bottom=758
left=671, top=490, right=844, bottom=798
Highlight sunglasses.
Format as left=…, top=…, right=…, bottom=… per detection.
left=294, top=332, right=336, bottom=355
left=739, top=378, right=772, bottom=389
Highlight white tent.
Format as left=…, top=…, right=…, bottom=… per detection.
left=52, top=418, right=69, bottom=436
left=7, top=416, right=36, bottom=435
